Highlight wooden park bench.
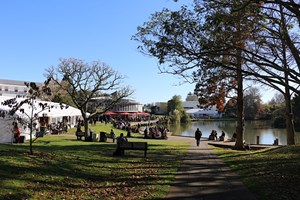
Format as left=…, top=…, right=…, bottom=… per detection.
left=76, top=131, right=85, bottom=140
left=116, top=142, right=148, bottom=157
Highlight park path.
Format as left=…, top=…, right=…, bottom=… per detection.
left=165, top=136, right=257, bottom=200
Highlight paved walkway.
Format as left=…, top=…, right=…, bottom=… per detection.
left=165, top=136, right=257, bottom=200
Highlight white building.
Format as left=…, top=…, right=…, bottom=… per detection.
left=0, top=79, right=42, bottom=97
left=186, top=108, right=222, bottom=119
left=183, top=101, right=199, bottom=110
left=111, top=99, right=144, bottom=113
left=183, top=100, right=224, bottom=118
left=90, top=97, right=144, bottom=113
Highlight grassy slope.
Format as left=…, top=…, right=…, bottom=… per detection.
left=213, top=145, right=300, bottom=200
left=0, top=123, right=190, bottom=200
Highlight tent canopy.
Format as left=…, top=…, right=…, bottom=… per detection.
left=0, top=96, right=82, bottom=119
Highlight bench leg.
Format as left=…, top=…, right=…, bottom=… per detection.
left=144, top=150, right=147, bottom=157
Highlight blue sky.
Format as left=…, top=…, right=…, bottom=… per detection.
left=0, top=0, right=196, bottom=104
left=0, top=0, right=274, bottom=104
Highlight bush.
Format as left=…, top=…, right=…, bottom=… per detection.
left=273, top=116, right=286, bottom=128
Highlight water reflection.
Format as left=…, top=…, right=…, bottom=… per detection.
left=168, top=120, right=300, bottom=145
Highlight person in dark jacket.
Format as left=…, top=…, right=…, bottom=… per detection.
left=195, top=128, right=202, bottom=147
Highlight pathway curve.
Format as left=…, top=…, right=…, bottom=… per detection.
left=165, top=136, right=257, bottom=200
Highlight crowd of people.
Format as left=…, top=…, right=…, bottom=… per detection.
left=194, top=128, right=237, bottom=145
left=143, top=126, right=168, bottom=139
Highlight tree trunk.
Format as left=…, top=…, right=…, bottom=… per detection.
left=284, top=68, right=295, bottom=145
left=280, top=4, right=295, bottom=145
left=84, top=118, right=90, bottom=141
left=29, top=128, right=33, bottom=155
left=232, top=4, right=245, bottom=150
left=285, top=97, right=295, bottom=145
left=234, top=61, right=245, bottom=150
left=284, top=59, right=295, bottom=145
left=29, top=100, right=34, bottom=155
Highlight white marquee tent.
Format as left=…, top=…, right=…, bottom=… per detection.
left=186, top=108, right=222, bottom=119
left=0, top=96, right=83, bottom=143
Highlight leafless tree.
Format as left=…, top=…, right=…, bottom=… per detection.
left=46, top=58, right=133, bottom=138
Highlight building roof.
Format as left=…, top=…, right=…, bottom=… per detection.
left=0, top=79, right=42, bottom=86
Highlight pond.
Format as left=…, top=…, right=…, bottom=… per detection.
left=167, top=120, right=300, bottom=145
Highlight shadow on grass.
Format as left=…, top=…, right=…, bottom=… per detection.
left=214, top=145, right=300, bottom=200
left=0, top=136, right=188, bottom=199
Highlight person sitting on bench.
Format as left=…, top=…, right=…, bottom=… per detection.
left=117, top=133, right=127, bottom=143
left=114, top=133, right=128, bottom=156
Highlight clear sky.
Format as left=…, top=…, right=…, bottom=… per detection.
left=0, top=0, right=273, bottom=104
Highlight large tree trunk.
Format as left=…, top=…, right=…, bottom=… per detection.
left=284, top=70, right=295, bottom=145
left=285, top=97, right=295, bottom=145
left=234, top=61, right=245, bottom=150
left=233, top=5, right=245, bottom=150
left=280, top=4, right=295, bottom=145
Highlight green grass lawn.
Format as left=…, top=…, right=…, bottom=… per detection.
left=213, top=145, right=300, bottom=200
left=3, top=122, right=300, bottom=200
left=0, top=123, right=190, bottom=200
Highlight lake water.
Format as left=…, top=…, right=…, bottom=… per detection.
left=168, top=120, right=300, bottom=145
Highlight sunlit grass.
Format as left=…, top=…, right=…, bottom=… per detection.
left=0, top=123, right=190, bottom=200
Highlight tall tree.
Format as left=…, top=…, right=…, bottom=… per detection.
left=197, top=1, right=300, bottom=145
left=239, top=2, right=299, bottom=144
left=167, top=95, right=190, bottom=123
left=167, top=95, right=184, bottom=114
left=46, top=58, right=133, bottom=139
left=197, top=0, right=300, bottom=145
left=133, top=0, right=261, bottom=149
left=133, top=0, right=300, bottom=146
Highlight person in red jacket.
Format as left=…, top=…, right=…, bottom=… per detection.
left=13, top=123, right=21, bottom=143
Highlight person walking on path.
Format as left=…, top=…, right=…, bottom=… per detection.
left=195, top=128, right=202, bottom=147
left=166, top=136, right=257, bottom=200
